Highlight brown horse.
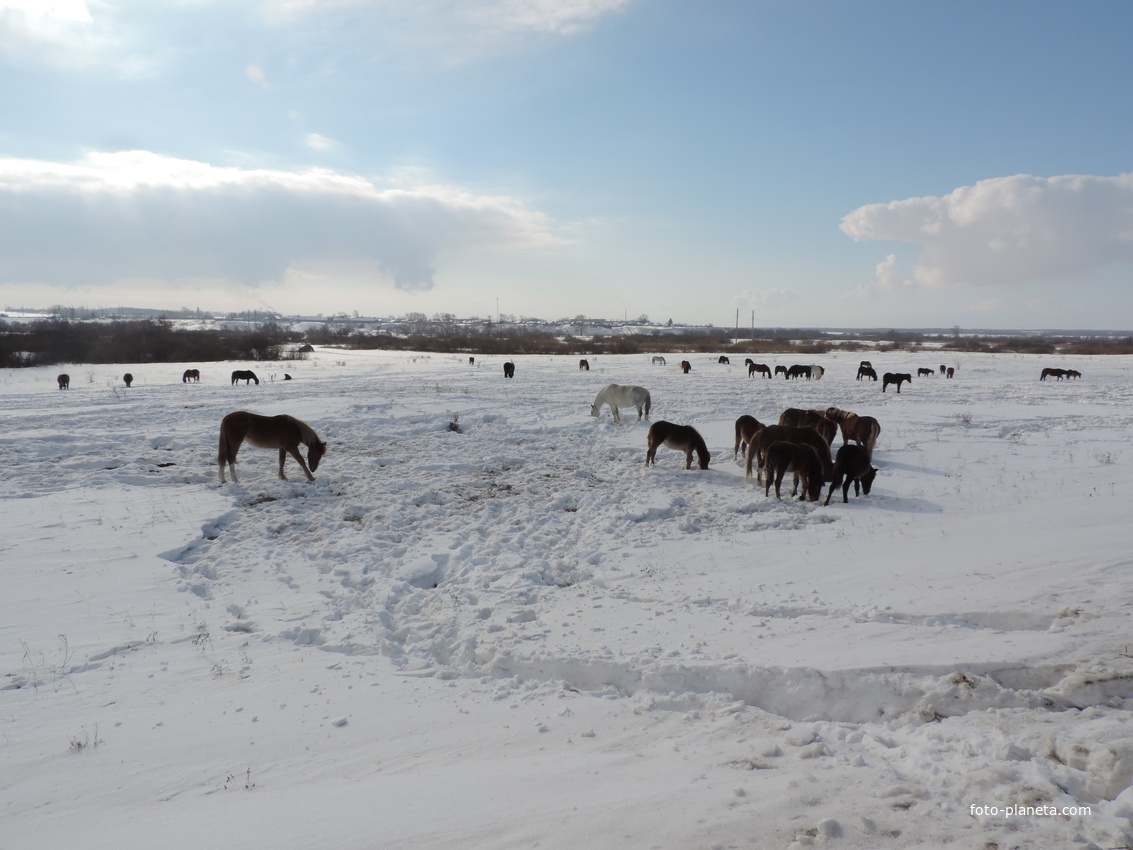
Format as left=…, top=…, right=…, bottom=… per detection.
left=1040, top=367, right=1067, bottom=381
left=746, top=425, right=832, bottom=484
left=763, top=442, right=825, bottom=501
left=824, top=444, right=877, bottom=505
left=917, top=368, right=934, bottom=377
left=857, top=365, right=877, bottom=381
left=231, top=370, right=259, bottom=385
left=680, top=360, right=692, bottom=373
left=778, top=408, right=837, bottom=445
left=747, top=362, right=771, bottom=378
left=645, top=421, right=710, bottom=470
left=1065, top=369, right=1081, bottom=379
left=57, top=373, right=70, bottom=390
left=218, top=411, right=327, bottom=484
left=826, top=411, right=881, bottom=460
left=123, top=373, right=133, bottom=387
left=579, top=359, right=590, bottom=371
left=733, top=415, right=765, bottom=460
left=946, top=367, right=955, bottom=379
left=183, top=369, right=200, bottom=382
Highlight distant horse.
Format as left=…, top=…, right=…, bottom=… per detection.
left=939, top=364, right=946, bottom=375
left=57, top=373, right=70, bottom=390
left=917, top=368, right=934, bottom=377
left=123, top=373, right=133, bottom=387
left=734, top=414, right=766, bottom=460
left=825, top=409, right=881, bottom=460
left=590, top=384, right=651, bottom=423
left=748, top=362, right=772, bottom=378
left=745, top=358, right=754, bottom=367
left=469, top=357, right=475, bottom=365
left=774, top=365, right=788, bottom=378
left=217, top=411, right=327, bottom=484
left=644, top=421, right=710, bottom=470
left=651, top=356, right=666, bottom=365
left=746, top=424, right=832, bottom=485
left=503, top=362, right=515, bottom=378
left=1040, top=367, right=1067, bottom=381
left=946, top=367, right=954, bottom=379
left=1065, top=369, right=1081, bottom=379
left=284, top=374, right=292, bottom=380
left=579, top=359, right=590, bottom=371
left=882, top=372, right=912, bottom=393
left=182, top=369, right=200, bottom=383
left=231, top=370, right=260, bottom=385
left=680, top=360, right=692, bottom=373
left=718, top=355, right=730, bottom=364
left=857, top=365, right=878, bottom=381
left=786, top=364, right=811, bottom=380
left=763, top=441, right=824, bottom=501
left=824, top=444, right=878, bottom=505
left=809, top=365, right=825, bottom=380
left=860, top=360, right=872, bottom=369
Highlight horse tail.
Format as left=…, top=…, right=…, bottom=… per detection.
left=643, top=391, right=651, bottom=419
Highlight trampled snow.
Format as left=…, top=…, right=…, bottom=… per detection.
left=2, top=349, right=1132, bottom=848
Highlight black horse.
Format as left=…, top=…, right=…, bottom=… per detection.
left=882, top=372, right=912, bottom=393
left=231, top=370, right=260, bottom=385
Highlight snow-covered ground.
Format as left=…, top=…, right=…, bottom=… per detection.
left=3, top=349, right=1132, bottom=849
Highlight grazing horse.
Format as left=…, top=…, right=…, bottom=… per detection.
left=469, top=357, right=475, bottom=365
left=217, top=411, right=327, bottom=484
left=824, top=444, right=878, bottom=506
left=748, top=362, right=772, bottom=378
left=825, top=410, right=881, bottom=460
left=882, top=372, right=912, bottom=393
left=182, top=369, right=200, bottom=383
left=231, top=370, right=260, bottom=385
left=860, top=360, right=872, bottom=369
left=773, top=365, right=788, bottom=378
left=57, top=373, right=70, bottom=390
left=284, top=374, right=292, bottom=380
left=939, top=364, right=946, bottom=375
left=1066, top=369, right=1081, bottom=379
left=645, top=421, right=710, bottom=470
left=503, top=361, right=515, bottom=378
left=718, top=355, right=730, bottom=364
left=590, top=384, right=651, bottom=423
left=946, top=367, right=954, bottom=379
left=763, top=441, right=825, bottom=501
left=733, top=415, right=766, bottom=460
left=786, top=364, right=811, bottom=380
left=809, top=365, right=825, bottom=380
left=746, top=424, right=832, bottom=485
left=857, top=365, right=878, bottom=381
left=778, top=408, right=837, bottom=445
left=123, top=373, right=133, bottom=387
left=1040, top=367, right=1067, bottom=381
left=651, top=355, right=666, bottom=365
left=579, top=359, right=590, bottom=371
left=917, top=368, right=934, bottom=377
left=680, top=360, right=692, bottom=373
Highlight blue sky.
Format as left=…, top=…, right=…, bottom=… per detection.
left=2, top=0, right=1132, bottom=329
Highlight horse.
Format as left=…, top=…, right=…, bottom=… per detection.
left=939, top=364, right=946, bottom=375
left=917, top=368, right=934, bottom=377
left=680, top=360, right=692, bottom=373
left=644, top=421, right=710, bottom=470
left=57, top=373, right=70, bottom=390
left=857, top=365, right=877, bottom=381
left=1040, top=367, right=1067, bottom=381
left=284, top=374, right=292, bottom=380
left=882, top=372, right=912, bottom=393
left=469, top=357, right=475, bottom=365
left=946, top=367, right=954, bottom=379
left=763, top=441, right=825, bottom=501
left=773, top=365, right=788, bottom=378
left=590, top=384, right=651, bottom=423
left=860, top=360, right=873, bottom=369
left=1066, top=369, right=1081, bottom=379
left=746, top=424, right=832, bottom=485
left=745, top=358, right=754, bottom=367
left=810, top=365, right=825, bottom=380
left=503, top=362, right=515, bottom=378
left=651, top=356, right=666, bottom=365
left=824, top=444, right=878, bottom=505
left=231, top=370, right=260, bottom=385
left=825, top=409, right=881, bottom=460
left=778, top=408, right=837, bottom=445
left=579, top=359, right=590, bottom=371
left=734, top=415, right=766, bottom=460
left=217, top=411, right=327, bottom=484
left=182, top=369, right=200, bottom=383
left=786, top=364, right=811, bottom=380
left=718, top=355, right=730, bottom=364
left=748, top=362, right=772, bottom=378
left=123, top=373, right=133, bottom=387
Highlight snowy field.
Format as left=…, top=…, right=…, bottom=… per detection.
left=3, top=347, right=1133, bottom=849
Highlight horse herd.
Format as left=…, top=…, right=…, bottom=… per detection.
left=55, top=368, right=293, bottom=389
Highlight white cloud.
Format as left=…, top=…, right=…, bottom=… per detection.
left=840, top=172, right=1133, bottom=291
left=0, top=150, right=561, bottom=294
left=304, top=132, right=336, bottom=151
left=733, top=287, right=799, bottom=312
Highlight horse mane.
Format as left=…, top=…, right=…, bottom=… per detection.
left=286, top=415, right=321, bottom=447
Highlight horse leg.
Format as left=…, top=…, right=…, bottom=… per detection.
left=644, top=445, right=657, bottom=468
left=611, top=406, right=621, bottom=424
left=285, top=446, right=316, bottom=481
left=684, top=450, right=693, bottom=470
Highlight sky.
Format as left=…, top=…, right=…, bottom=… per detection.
left=2, top=0, right=1133, bottom=330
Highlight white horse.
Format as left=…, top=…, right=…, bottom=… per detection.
left=590, top=384, right=651, bottom=423
left=809, top=365, right=825, bottom=380
left=651, top=356, right=666, bottom=365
